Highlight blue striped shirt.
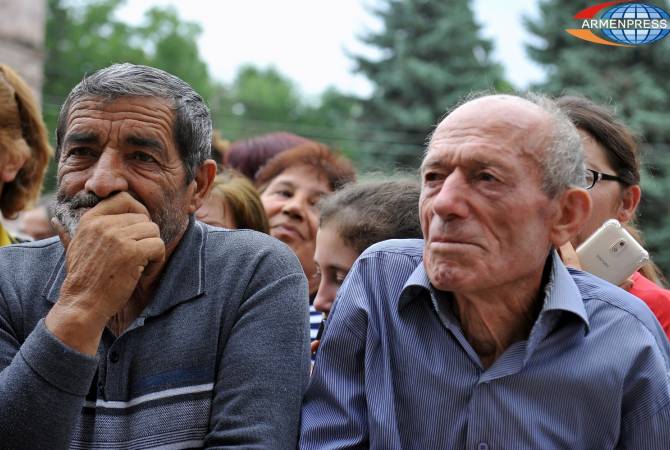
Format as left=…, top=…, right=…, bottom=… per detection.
left=301, top=239, right=670, bottom=449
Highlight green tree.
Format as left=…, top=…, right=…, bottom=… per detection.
left=43, top=0, right=213, bottom=191
left=211, top=67, right=364, bottom=163
left=352, top=0, right=511, bottom=170
left=525, top=0, right=670, bottom=275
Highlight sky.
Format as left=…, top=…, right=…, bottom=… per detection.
left=117, top=0, right=545, bottom=98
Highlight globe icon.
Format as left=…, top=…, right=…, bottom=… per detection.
left=600, top=3, right=670, bottom=45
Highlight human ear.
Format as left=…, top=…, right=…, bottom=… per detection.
left=187, top=159, right=217, bottom=214
left=616, top=184, right=641, bottom=223
left=549, top=187, right=593, bottom=247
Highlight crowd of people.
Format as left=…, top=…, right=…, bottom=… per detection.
left=0, top=63, right=669, bottom=449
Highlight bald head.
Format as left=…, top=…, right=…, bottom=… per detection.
left=426, top=93, right=585, bottom=197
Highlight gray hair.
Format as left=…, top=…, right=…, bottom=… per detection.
left=56, top=63, right=212, bottom=183
left=426, top=91, right=585, bottom=197
left=522, top=92, right=585, bottom=196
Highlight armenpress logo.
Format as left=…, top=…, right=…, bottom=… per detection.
left=566, top=1, right=670, bottom=46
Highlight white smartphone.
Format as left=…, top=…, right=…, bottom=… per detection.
left=576, top=219, right=649, bottom=286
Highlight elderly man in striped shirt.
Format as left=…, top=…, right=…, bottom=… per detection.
left=301, top=93, right=670, bottom=449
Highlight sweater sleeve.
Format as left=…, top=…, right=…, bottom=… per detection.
left=0, top=299, right=98, bottom=449
left=204, top=252, right=310, bottom=449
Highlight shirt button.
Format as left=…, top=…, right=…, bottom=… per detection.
left=478, top=443, right=489, bottom=450
left=110, top=351, right=120, bottom=363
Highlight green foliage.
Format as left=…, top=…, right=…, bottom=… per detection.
left=352, top=0, right=511, bottom=170
left=210, top=66, right=364, bottom=164
left=43, top=0, right=213, bottom=191
left=525, top=0, right=670, bottom=275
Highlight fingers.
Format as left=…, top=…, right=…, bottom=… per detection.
left=619, top=277, right=634, bottom=290
left=310, top=340, right=320, bottom=354
left=558, top=242, right=582, bottom=270
left=135, top=237, right=166, bottom=264
left=86, top=192, right=151, bottom=219
left=52, top=217, right=71, bottom=251
left=122, top=221, right=161, bottom=241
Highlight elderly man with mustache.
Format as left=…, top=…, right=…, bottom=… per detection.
left=0, top=64, right=310, bottom=449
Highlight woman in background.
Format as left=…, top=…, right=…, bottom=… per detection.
left=558, top=95, right=670, bottom=339
left=255, top=142, right=356, bottom=344
left=196, top=168, right=269, bottom=233
left=0, top=64, right=52, bottom=246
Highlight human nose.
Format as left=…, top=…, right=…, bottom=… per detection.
left=282, top=193, right=307, bottom=220
left=313, top=278, right=337, bottom=315
left=83, top=150, right=129, bottom=198
left=432, top=170, right=470, bottom=220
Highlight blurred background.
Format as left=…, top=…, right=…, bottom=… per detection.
left=3, top=0, right=670, bottom=271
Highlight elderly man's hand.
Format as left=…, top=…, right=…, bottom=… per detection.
left=45, top=192, right=165, bottom=355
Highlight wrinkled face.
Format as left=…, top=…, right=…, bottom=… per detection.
left=260, top=164, right=331, bottom=293
left=572, top=130, right=625, bottom=247
left=419, top=96, right=558, bottom=295
left=196, top=192, right=236, bottom=229
left=313, top=224, right=359, bottom=315
left=55, top=96, right=193, bottom=245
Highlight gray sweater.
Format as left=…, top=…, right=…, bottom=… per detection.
left=0, top=219, right=310, bottom=449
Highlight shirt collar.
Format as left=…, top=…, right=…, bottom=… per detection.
left=45, top=215, right=207, bottom=317
left=397, top=249, right=590, bottom=332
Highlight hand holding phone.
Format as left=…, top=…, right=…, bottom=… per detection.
left=575, top=219, right=649, bottom=286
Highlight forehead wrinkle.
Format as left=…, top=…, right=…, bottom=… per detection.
left=66, top=97, right=175, bottom=140
left=427, top=105, right=552, bottom=176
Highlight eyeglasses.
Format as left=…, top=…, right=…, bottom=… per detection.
left=584, top=169, right=626, bottom=190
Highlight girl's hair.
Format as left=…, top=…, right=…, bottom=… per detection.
left=210, top=169, right=269, bottom=234
left=319, top=179, right=423, bottom=255
left=0, top=64, right=52, bottom=218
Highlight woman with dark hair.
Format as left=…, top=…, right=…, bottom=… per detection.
left=558, top=95, right=670, bottom=339
left=313, top=179, right=423, bottom=315
left=255, top=142, right=356, bottom=343
left=0, top=64, right=52, bottom=245
left=226, top=132, right=314, bottom=180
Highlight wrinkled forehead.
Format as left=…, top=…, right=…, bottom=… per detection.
left=425, top=96, right=553, bottom=165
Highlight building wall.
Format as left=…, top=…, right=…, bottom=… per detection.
left=0, top=0, right=46, bottom=104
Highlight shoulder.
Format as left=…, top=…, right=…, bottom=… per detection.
left=359, top=238, right=424, bottom=262
left=0, top=237, right=63, bottom=278
left=201, top=223, right=303, bottom=277
left=569, top=268, right=670, bottom=360
left=331, top=239, right=425, bottom=318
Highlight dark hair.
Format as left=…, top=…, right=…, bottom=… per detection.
left=226, top=132, right=314, bottom=180
left=0, top=64, right=53, bottom=218
left=558, top=95, right=664, bottom=285
left=210, top=169, right=269, bottom=234
left=255, top=142, right=356, bottom=193
left=56, top=63, right=211, bottom=183
left=319, top=180, right=422, bottom=255
left=557, top=96, right=639, bottom=186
